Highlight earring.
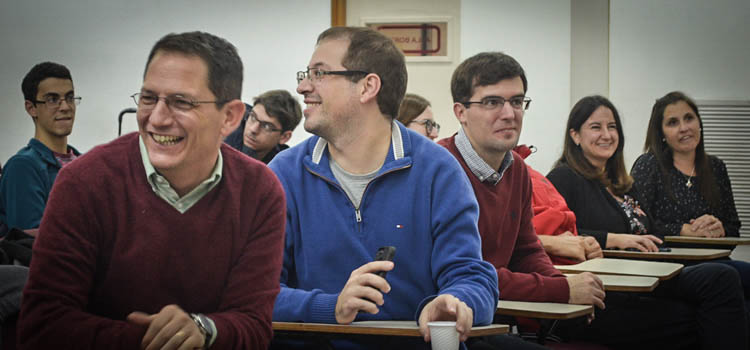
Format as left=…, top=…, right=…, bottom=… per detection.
left=662, top=138, right=666, bottom=142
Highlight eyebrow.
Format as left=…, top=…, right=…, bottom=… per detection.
left=43, top=90, right=74, bottom=97
left=483, top=94, right=525, bottom=99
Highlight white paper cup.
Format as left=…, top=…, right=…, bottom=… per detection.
left=427, top=321, right=459, bottom=350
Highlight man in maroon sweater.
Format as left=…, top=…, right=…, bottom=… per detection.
left=440, top=52, right=750, bottom=349
left=18, top=32, right=286, bottom=350
left=438, top=52, right=605, bottom=310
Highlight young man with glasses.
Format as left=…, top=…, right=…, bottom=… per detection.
left=225, top=89, right=302, bottom=164
left=268, top=27, right=504, bottom=349
left=19, top=32, right=286, bottom=350
left=440, top=52, right=748, bottom=349
left=0, top=62, right=81, bottom=232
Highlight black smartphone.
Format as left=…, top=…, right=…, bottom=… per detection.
left=374, top=246, right=396, bottom=278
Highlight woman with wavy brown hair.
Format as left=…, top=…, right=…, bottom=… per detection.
left=547, top=95, right=662, bottom=251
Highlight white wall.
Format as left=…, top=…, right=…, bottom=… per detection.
left=0, top=0, right=327, bottom=165
left=462, top=0, right=572, bottom=174
left=347, top=0, right=461, bottom=140
left=610, top=0, right=750, bottom=168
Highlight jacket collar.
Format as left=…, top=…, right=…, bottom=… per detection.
left=28, top=138, right=80, bottom=167
left=311, top=120, right=406, bottom=165
left=305, top=120, right=411, bottom=182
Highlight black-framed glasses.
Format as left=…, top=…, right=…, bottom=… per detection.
left=409, top=119, right=440, bottom=134
left=131, top=93, right=227, bottom=112
left=249, top=112, right=282, bottom=133
left=33, top=94, right=81, bottom=109
left=296, top=67, right=369, bottom=84
left=462, top=96, right=532, bottom=111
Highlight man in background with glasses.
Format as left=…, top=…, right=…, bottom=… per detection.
left=19, top=32, right=285, bottom=350
left=0, top=61, right=81, bottom=232
left=269, top=26, right=501, bottom=349
left=225, top=89, right=302, bottom=164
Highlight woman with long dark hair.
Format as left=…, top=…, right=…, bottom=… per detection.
left=631, top=91, right=740, bottom=238
left=631, top=91, right=748, bottom=297
left=547, top=95, right=661, bottom=251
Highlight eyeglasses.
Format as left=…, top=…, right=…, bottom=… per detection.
left=33, top=94, right=81, bottom=109
left=410, top=119, right=441, bottom=134
left=248, top=112, right=282, bottom=133
left=296, top=67, right=369, bottom=84
left=462, top=96, right=532, bottom=111
left=131, top=93, right=227, bottom=112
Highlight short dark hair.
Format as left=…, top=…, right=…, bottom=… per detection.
left=22, top=62, right=72, bottom=103
left=451, top=52, right=527, bottom=103
left=555, top=95, right=633, bottom=196
left=317, top=27, right=407, bottom=119
left=644, top=91, right=718, bottom=208
left=145, top=31, right=242, bottom=108
left=253, top=90, right=302, bottom=133
left=397, top=93, right=431, bottom=126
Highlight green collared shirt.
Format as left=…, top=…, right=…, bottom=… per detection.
left=139, top=135, right=222, bottom=214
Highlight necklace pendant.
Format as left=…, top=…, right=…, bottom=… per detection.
left=686, top=179, right=693, bottom=188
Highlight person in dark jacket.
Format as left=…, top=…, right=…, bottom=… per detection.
left=0, top=62, right=81, bottom=232
left=224, top=89, right=301, bottom=163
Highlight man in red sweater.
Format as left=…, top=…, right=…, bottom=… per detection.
left=18, top=32, right=285, bottom=350
left=439, top=52, right=605, bottom=310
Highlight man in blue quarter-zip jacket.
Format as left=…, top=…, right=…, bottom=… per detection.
left=269, top=27, right=503, bottom=349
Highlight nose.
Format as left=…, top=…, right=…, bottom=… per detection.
left=58, top=99, right=73, bottom=111
left=297, top=77, right=313, bottom=95
left=429, top=127, right=438, bottom=140
left=498, top=101, right=515, bottom=120
left=248, top=119, right=261, bottom=133
left=147, top=98, right=174, bottom=127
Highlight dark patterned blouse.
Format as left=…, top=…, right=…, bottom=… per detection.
left=630, top=152, right=741, bottom=236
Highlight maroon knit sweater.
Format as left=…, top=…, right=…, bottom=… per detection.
left=440, top=136, right=569, bottom=303
left=19, top=133, right=285, bottom=349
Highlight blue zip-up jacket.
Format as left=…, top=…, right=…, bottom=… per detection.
left=0, top=138, right=80, bottom=231
left=269, top=121, right=498, bottom=327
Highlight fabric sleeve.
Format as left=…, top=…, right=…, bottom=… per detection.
left=713, top=157, right=741, bottom=236
left=269, top=160, right=341, bottom=324
left=547, top=166, right=609, bottom=248
left=18, top=166, right=147, bottom=349
left=0, top=155, right=48, bottom=230
left=421, top=161, right=499, bottom=325
left=208, top=168, right=286, bottom=349
left=631, top=153, right=683, bottom=236
left=499, top=168, right=569, bottom=303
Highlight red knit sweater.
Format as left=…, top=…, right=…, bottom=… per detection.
left=19, top=133, right=285, bottom=349
left=440, top=136, right=569, bottom=303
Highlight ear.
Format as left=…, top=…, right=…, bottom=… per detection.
left=279, top=130, right=293, bottom=144
left=219, top=100, right=245, bottom=137
left=569, top=128, right=581, bottom=146
left=453, top=102, right=468, bottom=125
left=358, top=73, right=381, bottom=105
left=25, top=100, right=38, bottom=119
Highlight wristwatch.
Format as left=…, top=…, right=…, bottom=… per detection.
left=190, top=313, right=213, bottom=349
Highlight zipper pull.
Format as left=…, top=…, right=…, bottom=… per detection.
left=355, top=209, right=362, bottom=223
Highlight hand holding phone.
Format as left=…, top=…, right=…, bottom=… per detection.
left=374, top=246, right=396, bottom=278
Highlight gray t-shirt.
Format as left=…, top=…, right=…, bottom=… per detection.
left=329, top=158, right=379, bottom=209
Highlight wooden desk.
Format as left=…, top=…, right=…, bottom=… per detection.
left=496, top=300, right=592, bottom=320
left=563, top=273, right=659, bottom=292
left=555, top=258, right=683, bottom=280
left=602, top=248, right=731, bottom=261
left=664, top=236, right=750, bottom=245
left=272, top=320, right=508, bottom=337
